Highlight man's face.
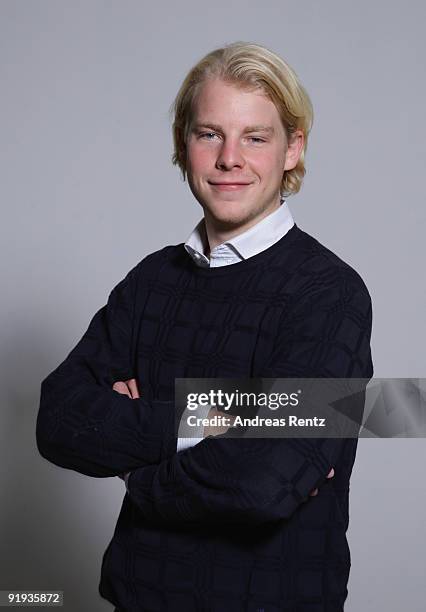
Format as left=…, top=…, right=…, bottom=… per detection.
left=185, top=78, right=301, bottom=233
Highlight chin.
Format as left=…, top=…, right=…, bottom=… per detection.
left=204, top=200, right=251, bottom=219
left=207, top=213, right=252, bottom=231
left=204, top=202, right=243, bottom=218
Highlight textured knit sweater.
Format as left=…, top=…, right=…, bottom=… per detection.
left=36, top=223, right=374, bottom=612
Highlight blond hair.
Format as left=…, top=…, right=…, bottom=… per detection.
left=170, top=41, right=314, bottom=197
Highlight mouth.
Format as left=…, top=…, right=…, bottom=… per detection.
left=209, top=182, right=252, bottom=191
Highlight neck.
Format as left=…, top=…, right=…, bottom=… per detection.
left=203, top=198, right=282, bottom=253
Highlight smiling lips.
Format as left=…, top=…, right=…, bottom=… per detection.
left=209, top=181, right=252, bottom=191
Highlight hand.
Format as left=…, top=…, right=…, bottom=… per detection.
left=113, top=378, right=140, bottom=481
left=309, top=468, right=334, bottom=497
left=203, top=407, right=238, bottom=438
left=112, top=377, right=140, bottom=399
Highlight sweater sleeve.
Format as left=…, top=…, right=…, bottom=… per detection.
left=125, top=273, right=374, bottom=526
left=36, top=262, right=176, bottom=478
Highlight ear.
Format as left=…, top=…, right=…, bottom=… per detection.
left=284, top=129, right=305, bottom=171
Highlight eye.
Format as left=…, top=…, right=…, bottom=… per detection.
left=248, top=137, right=266, bottom=144
left=199, top=132, right=218, bottom=140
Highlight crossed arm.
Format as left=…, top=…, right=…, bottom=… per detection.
left=36, top=264, right=372, bottom=526
left=114, top=377, right=334, bottom=498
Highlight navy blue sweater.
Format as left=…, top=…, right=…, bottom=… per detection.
left=36, top=223, right=373, bottom=611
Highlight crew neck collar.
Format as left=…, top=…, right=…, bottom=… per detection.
left=183, top=223, right=301, bottom=276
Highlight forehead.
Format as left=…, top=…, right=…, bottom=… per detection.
left=191, top=78, right=282, bottom=126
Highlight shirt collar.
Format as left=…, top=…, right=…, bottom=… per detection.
left=184, top=200, right=294, bottom=266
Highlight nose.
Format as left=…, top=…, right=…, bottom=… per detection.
left=215, top=139, right=245, bottom=171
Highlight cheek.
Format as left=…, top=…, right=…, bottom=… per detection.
left=250, top=151, right=283, bottom=177
left=187, top=145, right=214, bottom=176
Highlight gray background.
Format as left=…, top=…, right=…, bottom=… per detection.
left=1, top=0, right=425, bottom=610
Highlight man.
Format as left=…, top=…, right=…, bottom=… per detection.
left=36, top=42, right=373, bottom=611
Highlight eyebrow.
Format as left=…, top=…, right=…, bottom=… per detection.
left=192, top=123, right=275, bottom=135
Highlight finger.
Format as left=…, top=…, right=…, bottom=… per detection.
left=125, top=378, right=140, bottom=399
left=113, top=381, right=131, bottom=397
left=309, top=488, right=318, bottom=496
left=327, top=468, right=335, bottom=479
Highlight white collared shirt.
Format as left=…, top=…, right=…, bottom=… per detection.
left=184, top=199, right=294, bottom=267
